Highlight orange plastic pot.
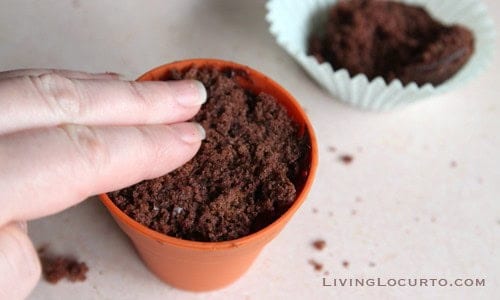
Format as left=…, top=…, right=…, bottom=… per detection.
left=99, top=59, right=318, bottom=291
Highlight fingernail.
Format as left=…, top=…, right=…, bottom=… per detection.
left=170, top=122, right=206, bottom=144
left=173, top=80, right=207, bottom=107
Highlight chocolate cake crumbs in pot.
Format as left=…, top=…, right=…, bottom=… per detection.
left=110, top=66, right=309, bottom=242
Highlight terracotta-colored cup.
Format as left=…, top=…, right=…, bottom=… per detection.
left=99, top=59, right=318, bottom=291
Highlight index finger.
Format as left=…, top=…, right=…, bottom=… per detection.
left=0, top=122, right=204, bottom=226
left=0, top=74, right=206, bottom=135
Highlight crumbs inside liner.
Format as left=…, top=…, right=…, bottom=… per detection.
left=308, top=0, right=474, bottom=86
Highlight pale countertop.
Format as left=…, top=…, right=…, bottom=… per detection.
left=0, top=0, right=498, bottom=299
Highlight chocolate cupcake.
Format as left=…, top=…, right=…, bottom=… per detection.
left=308, top=0, right=475, bottom=87
left=267, top=0, right=495, bottom=110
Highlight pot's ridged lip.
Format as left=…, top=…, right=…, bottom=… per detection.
left=266, top=0, right=496, bottom=111
left=100, top=58, right=318, bottom=250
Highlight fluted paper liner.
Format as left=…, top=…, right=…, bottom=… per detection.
left=267, top=0, right=496, bottom=110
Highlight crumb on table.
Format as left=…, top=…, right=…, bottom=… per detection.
left=312, top=239, right=326, bottom=251
left=39, top=251, right=89, bottom=284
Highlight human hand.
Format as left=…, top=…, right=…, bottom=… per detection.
left=0, top=69, right=206, bottom=299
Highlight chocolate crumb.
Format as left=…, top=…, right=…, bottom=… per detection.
left=309, top=259, right=323, bottom=272
left=328, top=211, right=334, bottom=217
left=369, top=262, right=376, bottom=267
left=339, top=155, right=354, bottom=165
left=39, top=252, right=88, bottom=284
left=37, top=245, right=47, bottom=255
left=431, top=216, right=437, bottom=223
left=342, top=260, right=349, bottom=268
left=312, top=239, right=326, bottom=251
left=327, top=146, right=337, bottom=153
left=450, top=161, right=457, bottom=168
left=355, top=197, right=362, bottom=203
left=351, top=209, right=357, bottom=216
left=312, top=207, right=318, bottom=214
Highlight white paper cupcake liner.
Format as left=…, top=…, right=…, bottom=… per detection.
left=266, top=0, right=496, bottom=111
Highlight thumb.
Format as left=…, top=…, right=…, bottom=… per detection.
left=0, top=223, right=41, bottom=300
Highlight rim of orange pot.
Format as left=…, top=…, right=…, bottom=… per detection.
left=99, top=58, right=318, bottom=250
